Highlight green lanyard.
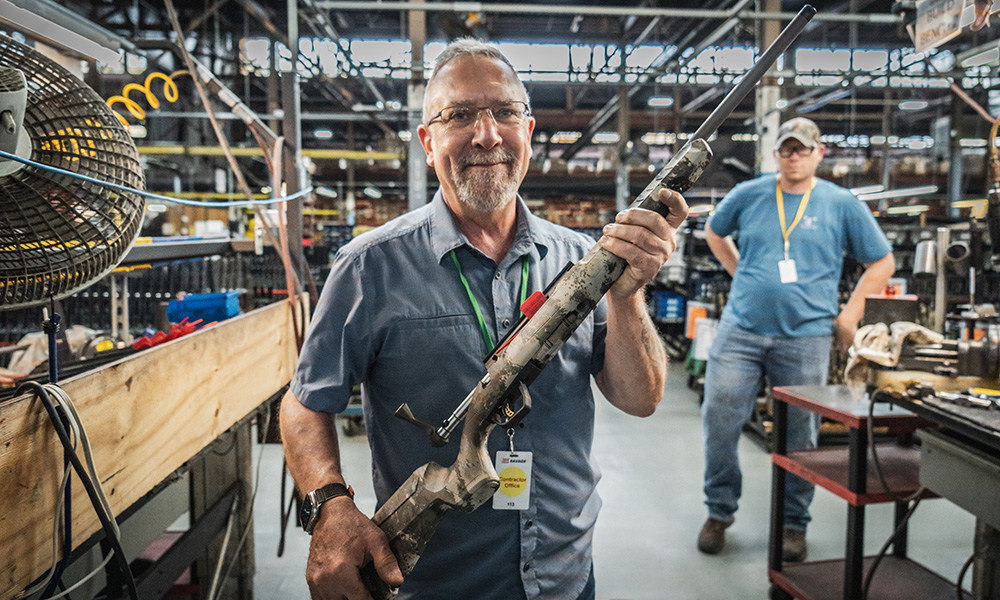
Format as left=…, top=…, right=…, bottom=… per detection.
left=449, top=249, right=530, bottom=352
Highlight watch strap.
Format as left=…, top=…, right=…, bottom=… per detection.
left=313, top=482, right=355, bottom=504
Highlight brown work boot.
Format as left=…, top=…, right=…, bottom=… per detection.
left=697, top=518, right=732, bottom=554
left=782, top=528, right=807, bottom=562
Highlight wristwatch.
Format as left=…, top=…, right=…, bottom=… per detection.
left=300, top=482, right=354, bottom=534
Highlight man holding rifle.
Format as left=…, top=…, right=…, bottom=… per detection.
left=280, top=38, right=687, bottom=600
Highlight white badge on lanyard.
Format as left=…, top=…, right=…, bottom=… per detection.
left=493, top=428, right=532, bottom=510
left=778, top=258, right=798, bottom=283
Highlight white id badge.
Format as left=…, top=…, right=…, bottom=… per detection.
left=778, top=259, right=798, bottom=284
left=492, top=451, right=532, bottom=510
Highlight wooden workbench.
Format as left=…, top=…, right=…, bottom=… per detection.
left=0, top=297, right=303, bottom=599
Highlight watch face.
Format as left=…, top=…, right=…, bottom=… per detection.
left=300, top=500, right=314, bottom=529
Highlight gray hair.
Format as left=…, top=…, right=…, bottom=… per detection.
left=423, top=38, right=531, bottom=123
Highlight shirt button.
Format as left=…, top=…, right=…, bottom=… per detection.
left=525, top=520, right=533, bottom=529
left=523, top=563, right=531, bottom=572
left=495, top=272, right=501, bottom=280
left=503, top=319, right=511, bottom=328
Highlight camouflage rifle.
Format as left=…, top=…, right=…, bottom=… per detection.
left=362, top=6, right=816, bottom=597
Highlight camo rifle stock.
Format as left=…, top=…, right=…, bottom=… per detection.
left=361, top=6, right=816, bottom=598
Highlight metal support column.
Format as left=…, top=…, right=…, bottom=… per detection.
left=755, top=0, right=782, bottom=175
left=283, top=0, right=307, bottom=281
left=880, top=89, right=893, bottom=213
left=615, top=85, right=630, bottom=211
left=408, top=0, right=428, bottom=211
left=111, top=274, right=132, bottom=344
left=949, top=93, right=964, bottom=218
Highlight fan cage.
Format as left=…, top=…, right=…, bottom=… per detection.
left=0, top=34, right=145, bottom=309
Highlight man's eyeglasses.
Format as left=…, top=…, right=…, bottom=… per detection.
left=426, top=101, right=531, bottom=130
left=776, top=145, right=815, bottom=158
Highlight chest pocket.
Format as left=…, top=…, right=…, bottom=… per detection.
left=369, top=314, right=486, bottom=416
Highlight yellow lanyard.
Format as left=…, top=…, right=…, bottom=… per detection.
left=776, top=177, right=816, bottom=260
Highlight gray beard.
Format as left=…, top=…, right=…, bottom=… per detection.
left=452, top=149, right=520, bottom=212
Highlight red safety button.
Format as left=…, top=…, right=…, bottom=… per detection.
left=520, top=291, right=547, bottom=318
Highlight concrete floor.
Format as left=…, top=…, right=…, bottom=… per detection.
left=252, top=362, right=977, bottom=599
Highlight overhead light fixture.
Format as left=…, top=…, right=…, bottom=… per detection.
left=363, top=186, right=382, bottom=199
left=688, top=204, right=714, bottom=215
left=681, top=86, right=724, bottom=113
left=314, top=129, right=333, bottom=139
left=857, top=185, right=938, bottom=202
left=0, top=0, right=124, bottom=64
left=776, top=99, right=788, bottom=109
left=551, top=131, right=582, bottom=144
left=592, top=132, right=619, bottom=144
left=147, top=203, right=168, bottom=213
left=959, top=43, right=1000, bottom=68
left=886, top=204, right=930, bottom=215
left=641, top=132, right=676, bottom=145
left=960, top=138, right=988, bottom=147
left=647, top=96, right=674, bottom=108
left=850, top=184, right=885, bottom=195
left=899, top=100, right=929, bottom=111
left=798, top=87, right=851, bottom=114
left=315, top=186, right=338, bottom=199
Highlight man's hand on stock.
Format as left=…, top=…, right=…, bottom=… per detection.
left=306, top=499, right=403, bottom=600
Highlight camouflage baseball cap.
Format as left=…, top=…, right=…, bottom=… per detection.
left=775, top=117, right=822, bottom=149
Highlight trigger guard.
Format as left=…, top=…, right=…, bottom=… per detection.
left=493, top=381, right=531, bottom=428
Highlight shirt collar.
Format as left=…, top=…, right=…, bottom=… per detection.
left=429, top=189, right=547, bottom=267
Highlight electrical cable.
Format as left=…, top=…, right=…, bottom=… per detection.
left=39, top=313, right=70, bottom=600
left=860, top=394, right=928, bottom=599
left=13, top=381, right=138, bottom=600
left=0, top=149, right=312, bottom=208
left=162, top=0, right=313, bottom=313
left=38, top=384, right=118, bottom=600
left=44, top=385, right=122, bottom=600
left=867, top=396, right=924, bottom=503
left=956, top=552, right=975, bottom=600
left=34, top=383, right=120, bottom=600
left=861, top=492, right=925, bottom=600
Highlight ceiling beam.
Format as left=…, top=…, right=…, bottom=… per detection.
left=313, top=1, right=902, bottom=24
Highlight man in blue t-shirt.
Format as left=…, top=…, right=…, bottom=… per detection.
left=697, top=117, right=895, bottom=562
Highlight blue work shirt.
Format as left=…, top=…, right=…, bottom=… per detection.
left=707, top=175, right=892, bottom=337
left=291, top=190, right=608, bottom=600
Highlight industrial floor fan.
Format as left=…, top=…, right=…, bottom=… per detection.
left=0, top=32, right=145, bottom=311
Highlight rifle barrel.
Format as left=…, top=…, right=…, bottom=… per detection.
left=689, top=5, right=816, bottom=143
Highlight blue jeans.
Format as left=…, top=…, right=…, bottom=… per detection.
left=701, top=321, right=831, bottom=532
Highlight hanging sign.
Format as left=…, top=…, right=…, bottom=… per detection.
left=914, top=0, right=963, bottom=53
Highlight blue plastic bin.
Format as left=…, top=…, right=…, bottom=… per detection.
left=652, top=291, right=684, bottom=322
left=167, top=291, right=241, bottom=323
